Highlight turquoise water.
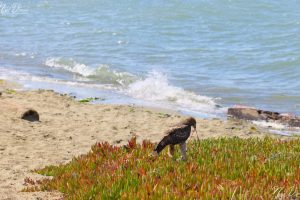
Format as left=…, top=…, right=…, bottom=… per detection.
left=1, top=0, right=300, bottom=117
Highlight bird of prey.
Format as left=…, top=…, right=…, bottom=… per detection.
left=152, top=117, right=197, bottom=161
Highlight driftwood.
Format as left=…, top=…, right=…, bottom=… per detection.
left=0, top=100, right=39, bottom=122
left=228, top=107, right=300, bottom=127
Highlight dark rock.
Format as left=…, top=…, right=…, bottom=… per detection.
left=21, top=109, right=39, bottom=122
left=228, top=108, right=265, bottom=121
left=228, top=107, right=300, bottom=128
left=287, top=118, right=300, bottom=127
left=258, top=110, right=280, bottom=120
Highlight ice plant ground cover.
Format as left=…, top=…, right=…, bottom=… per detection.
left=24, top=137, right=300, bottom=199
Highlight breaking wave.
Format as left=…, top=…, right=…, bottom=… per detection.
left=0, top=67, right=114, bottom=90
left=125, top=71, right=224, bottom=115
left=45, top=57, right=136, bottom=86
left=3, top=60, right=225, bottom=117
left=45, top=57, right=94, bottom=76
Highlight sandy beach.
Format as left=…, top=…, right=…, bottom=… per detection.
left=0, top=80, right=288, bottom=200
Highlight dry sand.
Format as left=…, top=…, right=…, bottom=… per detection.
left=0, top=80, right=287, bottom=199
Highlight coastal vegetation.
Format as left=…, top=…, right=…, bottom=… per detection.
left=24, top=137, right=300, bottom=199
left=78, top=97, right=104, bottom=103
left=4, top=89, right=16, bottom=94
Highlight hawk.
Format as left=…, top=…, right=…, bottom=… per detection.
left=152, top=117, right=197, bottom=161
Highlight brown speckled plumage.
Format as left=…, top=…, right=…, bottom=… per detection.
left=153, top=117, right=196, bottom=160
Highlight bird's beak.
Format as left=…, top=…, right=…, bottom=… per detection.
left=193, top=125, right=197, bottom=133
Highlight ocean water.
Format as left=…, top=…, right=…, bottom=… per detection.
left=0, top=0, right=300, bottom=118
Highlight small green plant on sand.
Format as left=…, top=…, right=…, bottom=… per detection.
left=24, top=137, right=300, bottom=199
left=78, top=97, right=104, bottom=103
left=158, top=112, right=171, bottom=118
left=4, top=89, right=16, bottom=94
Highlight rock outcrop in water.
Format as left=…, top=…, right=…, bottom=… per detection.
left=228, top=106, right=300, bottom=127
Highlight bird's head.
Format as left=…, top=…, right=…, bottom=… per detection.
left=183, top=117, right=197, bottom=130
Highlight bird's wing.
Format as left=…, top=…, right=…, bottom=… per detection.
left=154, top=125, right=191, bottom=154
left=165, top=125, right=191, bottom=144
left=165, top=124, right=188, bottom=135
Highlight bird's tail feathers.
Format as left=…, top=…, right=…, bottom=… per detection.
left=154, top=136, right=170, bottom=154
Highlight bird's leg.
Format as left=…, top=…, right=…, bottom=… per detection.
left=168, top=144, right=175, bottom=158
left=179, top=142, right=187, bottom=161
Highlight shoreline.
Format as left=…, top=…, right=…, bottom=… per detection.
left=0, top=79, right=294, bottom=199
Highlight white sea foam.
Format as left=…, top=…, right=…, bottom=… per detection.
left=15, top=52, right=35, bottom=59
left=45, top=57, right=95, bottom=77
left=45, top=57, right=136, bottom=86
left=252, top=120, right=300, bottom=136
left=252, top=121, right=286, bottom=129
left=15, top=52, right=27, bottom=57
left=0, top=67, right=113, bottom=90
left=125, top=71, right=223, bottom=115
